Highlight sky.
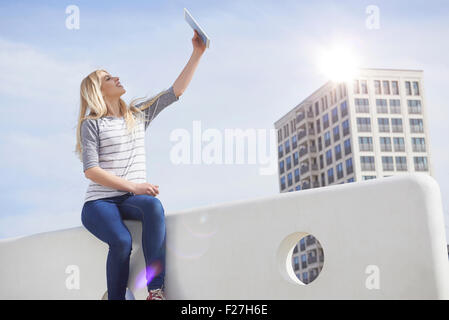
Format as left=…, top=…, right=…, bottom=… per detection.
left=1, top=0, right=449, bottom=241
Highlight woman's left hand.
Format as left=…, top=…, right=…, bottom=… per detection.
left=192, top=29, right=206, bottom=54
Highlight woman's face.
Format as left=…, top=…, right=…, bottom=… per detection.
left=100, top=71, right=126, bottom=99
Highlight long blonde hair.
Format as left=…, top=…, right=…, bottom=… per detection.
left=74, top=69, right=167, bottom=162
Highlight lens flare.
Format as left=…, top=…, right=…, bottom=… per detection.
left=135, top=261, right=163, bottom=289
left=316, top=45, right=360, bottom=83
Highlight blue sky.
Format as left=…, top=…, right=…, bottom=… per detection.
left=1, top=0, right=449, bottom=240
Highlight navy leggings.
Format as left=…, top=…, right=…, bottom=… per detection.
left=81, top=192, right=166, bottom=300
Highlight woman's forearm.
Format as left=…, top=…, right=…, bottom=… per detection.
left=85, top=167, right=136, bottom=193
left=172, top=49, right=204, bottom=98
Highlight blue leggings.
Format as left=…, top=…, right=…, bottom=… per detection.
left=81, top=192, right=166, bottom=300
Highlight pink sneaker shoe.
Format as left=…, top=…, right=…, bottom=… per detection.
left=146, top=287, right=166, bottom=300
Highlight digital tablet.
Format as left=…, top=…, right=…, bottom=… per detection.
left=184, top=8, right=210, bottom=48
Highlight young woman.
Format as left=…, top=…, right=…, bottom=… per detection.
left=74, top=30, right=206, bottom=300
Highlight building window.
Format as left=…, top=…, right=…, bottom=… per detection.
left=318, top=136, right=323, bottom=151
left=414, top=156, right=428, bottom=171
left=293, top=151, right=299, bottom=166
left=333, top=125, right=340, bottom=142
left=336, top=162, right=344, bottom=179
left=288, top=172, right=293, bottom=186
left=355, top=98, right=370, bottom=113
left=393, top=137, right=405, bottom=152
left=389, top=99, right=401, bottom=114
left=285, top=140, right=291, bottom=154
left=361, top=80, right=368, bottom=94
left=321, top=172, right=325, bottom=186
left=278, top=129, right=282, bottom=142
left=340, top=101, right=348, bottom=117
left=359, top=136, right=373, bottom=152
left=380, top=137, right=392, bottom=152
left=378, top=118, right=390, bottom=132
left=357, top=117, right=371, bottom=132
left=315, top=102, right=320, bottom=116
left=410, top=119, right=424, bottom=133
left=294, top=168, right=300, bottom=182
left=413, top=81, right=420, bottom=96
left=323, top=114, right=329, bottom=129
left=407, top=100, right=422, bottom=114
left=346, top=157, right=353, bottom=174
left=391, top=118, right=403, bottom=133
left=392, top=81, right=399, bottom=95
left=361, top=156, right=375, bottom=171
left=279, top=160, right=285, bottom=174
left=412, top=137, right=426, bottom=152
left=295, top=185, right=301, bottom=191
left=332, top=107, right=339, bottom=123
left=376, top=99, right=388, bottom=113
left=362, top=175, right=376, bottom=180
left=335, top=144, right=342, bottom=160
left=281, top=176, right=286, bottom=190
left=382, top=156, right=394, bottom=171
left=326, top=149, right=333, bottom=166
left=395, top=156, right=407, bottom=171
left=344, top=138, right=352, bottom=155
left=327, top=168, right=334, bottom=184
left=374, top=80, right=381, bottom=94
left=405, top=81, right=412, bottom=95
left=292, top=135, right=298, bottom=149
left=319, top=154, right=324, bottom=169
left=286, top=156, right=291, bottom=170
left=324, top=131, right=331, bottom=147
left=342, top=119, right=350, bottom=136
left=316, top=119, right=321, bottom=134
left=278, top=145, right=283, bottom=158
left=382, top=81, right=390, bottom=95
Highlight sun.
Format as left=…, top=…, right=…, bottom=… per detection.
left=316, top=45, right=360, bottom=83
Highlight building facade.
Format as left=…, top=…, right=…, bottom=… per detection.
left=274, top=68, right=433, bottom=282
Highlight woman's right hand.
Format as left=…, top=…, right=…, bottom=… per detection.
left=131, top=182, right=159, bottom=196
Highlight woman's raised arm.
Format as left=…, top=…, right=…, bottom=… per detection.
left=172, top=29, right=206, bottom=98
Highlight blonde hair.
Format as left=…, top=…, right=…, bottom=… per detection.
left=74, top=69, right=167, bottom=162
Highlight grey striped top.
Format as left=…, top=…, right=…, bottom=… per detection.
left=80, top=85, right=179, bottom=203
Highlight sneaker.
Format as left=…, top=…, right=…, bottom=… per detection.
left=146, top=287, right=166, bottom=300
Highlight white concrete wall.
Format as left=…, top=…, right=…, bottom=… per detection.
left=0, top=173, right=448, bottom=299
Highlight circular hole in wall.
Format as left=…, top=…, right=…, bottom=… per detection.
left=277, top=232, right=325, bottom=285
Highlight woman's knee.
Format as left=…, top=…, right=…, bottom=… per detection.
left=109, top=234, right=132, bottom=257
left=142, top=196, right=165, bottom=217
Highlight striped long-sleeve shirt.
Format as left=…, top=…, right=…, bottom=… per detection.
left=80, top=85, right=179, bottom=203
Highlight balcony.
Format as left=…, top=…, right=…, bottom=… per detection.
left=296, top=112, right=305, bottom=124
left=394, top=145, right=406, bottom=152
left=308, top=127, right=315, bottom=135
left=0, top=174, right=447, bottom=299
left=410, top=125, right=424, bottom=133
left=299, top=146, right=308, bottom=158
left=357, top=125, right=371, bottom=132
left=301, top=165, right=310, bottom=175
left=359, top=144, right=373, bottom=152
left=298, top=130, right=307, bottom=141
left=361, top=164, right=376, bottom=171
left=413, top=145, right=426, bottom=152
